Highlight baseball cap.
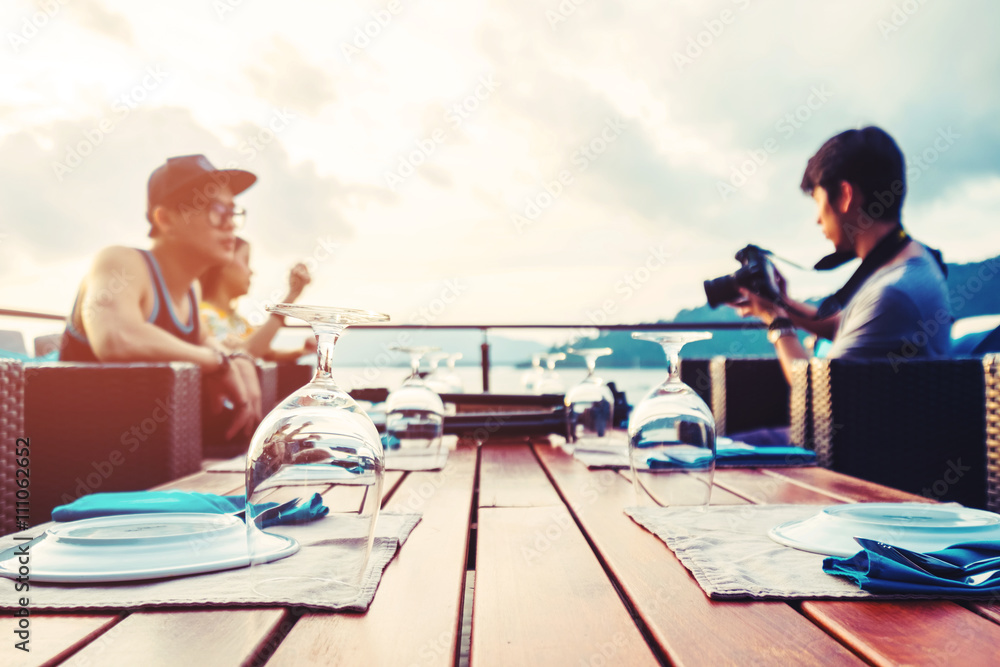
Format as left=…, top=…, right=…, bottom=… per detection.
left=146, top=154, right=257, bottom=224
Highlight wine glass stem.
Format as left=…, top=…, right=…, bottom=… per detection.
left=661, top=343, right=682, bottom=385
left=313, top=326, right=343, bottom=381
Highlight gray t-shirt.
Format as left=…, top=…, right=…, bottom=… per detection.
left=827, top=246, right=951, bottom=360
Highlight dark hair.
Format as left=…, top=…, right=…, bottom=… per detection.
left=199, top=237, right=249, bottom=298
left=800, top=126, right=906, bottom=222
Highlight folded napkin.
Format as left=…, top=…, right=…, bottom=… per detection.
left=52, top=491, right=328, bottom=528
left=646, top=445, right=816, bottom=469
left=823, top=541, right=1000, bottom=595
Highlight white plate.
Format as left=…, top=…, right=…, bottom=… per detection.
left=769, top=503, right=1000, bottom=557
left=0, top=513, right=298, bottom=583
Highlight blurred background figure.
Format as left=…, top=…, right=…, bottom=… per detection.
left=200, top=237, right=316, bottom=362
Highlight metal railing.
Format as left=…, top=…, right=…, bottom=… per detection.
left=1, top=308, right=765, bottom=390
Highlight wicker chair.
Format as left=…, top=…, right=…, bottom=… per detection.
left=0, top=360, right=26, bottom=535
left=985, top=354, right=1000, bottom=512
left=679, top=358, right=712, bottom=413
left=788, top=359, right=814, bottom=454
left=22, top=361, right=203, bottom=527
left=810, top=357, right=988, bottom=509
left=708, top=357, right=789, bottom=436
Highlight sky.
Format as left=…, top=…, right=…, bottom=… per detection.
left=2, top=0, right=999, bottom=346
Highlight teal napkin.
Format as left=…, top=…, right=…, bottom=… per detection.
left=823, top=541, right=1000, bottom=595
left=52, top=491, right=328, bottom=528
left=646, top=445, right=816, bottom=469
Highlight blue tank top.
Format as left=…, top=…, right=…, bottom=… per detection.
left=60, top=249, right=201, bottom=361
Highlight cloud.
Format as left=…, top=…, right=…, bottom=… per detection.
left=64, top=0, right=136, bottom=47
left=0, top=106, right=357, bottom=271
left=244, top=36, right=337, bottom=116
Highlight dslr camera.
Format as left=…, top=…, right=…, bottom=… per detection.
left=704, top=245, right=782, bottom=308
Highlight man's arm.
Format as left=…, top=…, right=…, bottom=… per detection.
left=238, top=262, right=311, bottom=359
left=82, top=247, right=220, bottom=365
left=735, top=288, right=810, bottom=385
left=82, top=246, right=262, bottom=437
left=777, top=296, right=841, bottom=341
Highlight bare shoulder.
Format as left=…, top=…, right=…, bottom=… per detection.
left=85, top=246, right=153, bottom=299
left=91, top=245, right=145, bottom=271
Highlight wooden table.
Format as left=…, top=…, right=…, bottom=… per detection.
left=11, top=439, right=1000, bottom=667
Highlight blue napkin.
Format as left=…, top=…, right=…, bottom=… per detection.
left=646, top=445, right=816, bottom=469
left=52, top=491, right=328, bottom=528
left=823, top=541, right=1000, bottom=595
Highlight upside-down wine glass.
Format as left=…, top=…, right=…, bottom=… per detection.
left=521, top=353, right=544, bottom=393
left=422, top=352, right=453, bottom=394
left=429, top=352, right=464, bottom=394
left=246, top=304, right=389, bottom=598
left=383, top=345, right=445, bottom=454
left=535, top=352, right=566, bottom=395
left=564, top=347, right=615, bottom=445
left=627, top=332, right=716, bottom=507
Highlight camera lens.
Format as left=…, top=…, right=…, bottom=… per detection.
left=704, top=275, right=741, bottom=308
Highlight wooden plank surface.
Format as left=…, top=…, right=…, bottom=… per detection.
left=8, top=615, right=118, bottom=667
left=268, top=446, right=478, bottom=666
left=478, top=444, right=561, bottom=508
left=61, top=609, right=286, bottom=667
left=713, top=468, right=851, bottom=505
left=800, top=600, right=1000, bottom=667
left=762, top=466, right=933, bottom=504
left=473, top=505, right=659, bottom=667
left=534, top=445, right=864, bottom=666
left=51, top=468, right=410, bottom=666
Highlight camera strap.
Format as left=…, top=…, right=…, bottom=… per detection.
left=813, top=226, right=931, bottom=320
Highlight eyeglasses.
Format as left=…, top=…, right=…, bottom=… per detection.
left=207, top=202, right=247, bottom=229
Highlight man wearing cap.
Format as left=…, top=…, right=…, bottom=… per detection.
left=60, top=155, right=263, bottom=440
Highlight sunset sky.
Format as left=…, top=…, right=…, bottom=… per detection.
left=2, top=0, right=999, bottom=345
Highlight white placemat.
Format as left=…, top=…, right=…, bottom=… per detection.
left=208, top=437, right=455, bottom=473
left=0, top=511, right=419, bottom=612
left=626, top=505, right=876, bottom=600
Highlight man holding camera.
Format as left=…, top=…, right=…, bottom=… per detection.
left=730, top=126, right=950, bottom=383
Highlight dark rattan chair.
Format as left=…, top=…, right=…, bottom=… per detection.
left=23, top=361, right=203, bottom=526
left=0, top=360, right=26, bottom=535
left=679, top=358, right=712, bottom=413
left=810, top=357, right=988, bottom=509
left=709, top=357, right=789, bottom=436
left=984, top=354, right=1000, bottom=512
